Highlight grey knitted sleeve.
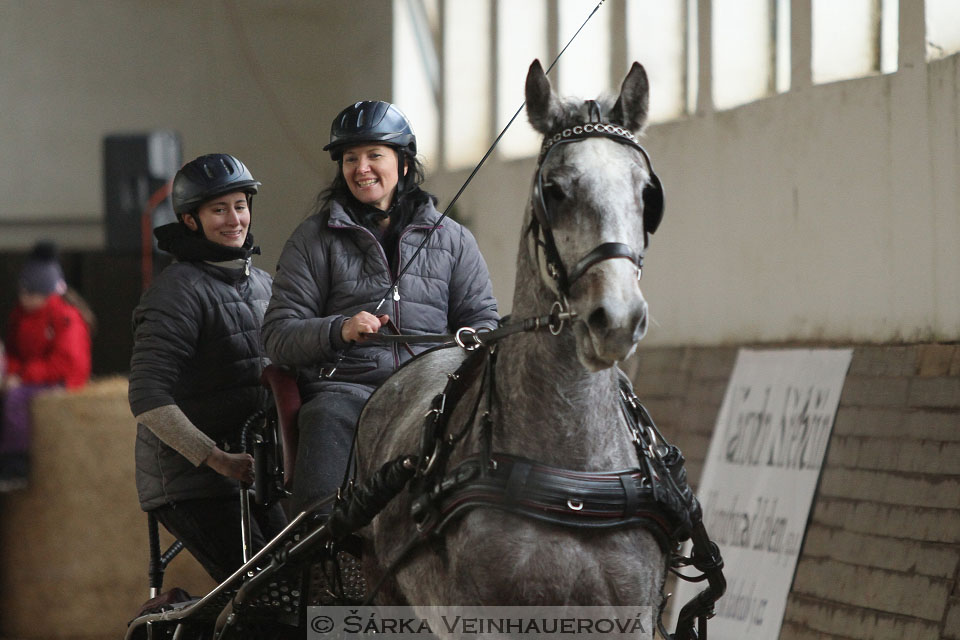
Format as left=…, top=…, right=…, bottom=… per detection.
left=135, top=404, right=216, bottom=467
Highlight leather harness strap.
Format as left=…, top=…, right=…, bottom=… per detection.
left=411, top=453, right=679, bottom=551
left=406, top=347, right=699, bottom=552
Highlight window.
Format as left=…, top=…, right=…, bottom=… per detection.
left=557, top=0, right=611, bottom=100
left=776, top=0, right=791, bottom=92
left=395, top=0, right=704, bottom=167
left=881, top=0, right=898, bottom=73
left=812, top=0, right=898, bottom=83
left=712, top=0, right=777, bottom=110
left=393, top=0, right=440, bottom=167
left=497, top=0, right=547, bottom=159
left=627, top=0, right=691, bottom=122
left=926, top=0, right=960, bottom=60
left=443, top=1, right=491, bottom=169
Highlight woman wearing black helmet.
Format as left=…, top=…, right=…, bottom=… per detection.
left=128, top=153, right=287, bottom=582
left=263, top=101, right=499, bottom=512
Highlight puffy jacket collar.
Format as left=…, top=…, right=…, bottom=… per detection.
left=154, top=222, right=260, bottom=263
left=202, top=258, right=251, bottom=282
left=327, top=196, right=442, bottom=231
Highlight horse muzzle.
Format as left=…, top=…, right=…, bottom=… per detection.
left=572, top=260, right=648, bottom=370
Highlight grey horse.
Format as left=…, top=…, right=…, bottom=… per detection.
left=355, top=60, right=666, bottom=632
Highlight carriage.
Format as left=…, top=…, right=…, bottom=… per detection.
left=125, top=60, right=725, bottom=640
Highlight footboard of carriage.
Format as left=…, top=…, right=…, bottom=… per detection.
left=125, top=457, right=413, bottom=640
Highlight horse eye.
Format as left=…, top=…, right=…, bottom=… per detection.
left=543, top=181, right=566, bottom=202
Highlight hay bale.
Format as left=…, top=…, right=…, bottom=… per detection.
left=0, top=377, right=215, bottom=639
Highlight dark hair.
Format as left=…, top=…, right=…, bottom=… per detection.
left=312, top=148, right=429, bottom=218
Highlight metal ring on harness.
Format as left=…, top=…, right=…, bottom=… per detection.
left=421, top=445, right=442, bottom=479
left=548, top=301, right=570, bottom=335
left=455, top=326, right=482, bottom=350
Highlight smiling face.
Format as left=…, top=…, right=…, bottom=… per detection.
left=184, top=191, right=250, bottom=248
left=341, top=144, right=403, bottom=211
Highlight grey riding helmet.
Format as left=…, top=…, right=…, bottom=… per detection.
left=323, top=101, right=417, bottom=161
left=172, top=153, right=261, bottom=219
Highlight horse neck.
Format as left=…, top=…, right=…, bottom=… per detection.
left=489, top=239, right=630, bottom=469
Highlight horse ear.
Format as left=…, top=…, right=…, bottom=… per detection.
left=525, top=59, right=563, bottom=134
left=611, top=62, right=650, bottom=133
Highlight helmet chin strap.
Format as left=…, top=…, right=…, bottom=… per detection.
left=396, top=151, right=408, bottom=198
left=182, top=212, right=206, bottom=238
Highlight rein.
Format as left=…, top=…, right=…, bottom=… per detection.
left=364, top=300, right=576, bottom=348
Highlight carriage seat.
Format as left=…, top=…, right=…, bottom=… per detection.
left=260, top=364, right=301, bottom=491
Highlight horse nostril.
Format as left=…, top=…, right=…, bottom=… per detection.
left=632, top=306, right=649, bottom=341
left=588, top=307, right=609, bottom=332
left=633, top=314, right=648, bottom=341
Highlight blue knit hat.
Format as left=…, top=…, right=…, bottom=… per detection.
left=18, top=241, right=65, bottom=296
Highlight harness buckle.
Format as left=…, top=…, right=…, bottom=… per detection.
left=424, top=393, right=446, bottom=418
left=547, top=262, right=561, bottom=282
left=646, top=425, right=660, bottom=459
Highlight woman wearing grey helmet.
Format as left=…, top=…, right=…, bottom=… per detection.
left=263, top=101, right=499, bottom=512
left=128, top=153, right=287, bottom=582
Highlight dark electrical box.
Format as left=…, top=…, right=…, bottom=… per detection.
left=103, top=130, right=181, bottom=252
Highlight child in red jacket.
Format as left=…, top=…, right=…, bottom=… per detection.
left=1, top=242, right=91, bottom=490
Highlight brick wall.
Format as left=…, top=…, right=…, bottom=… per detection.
left=624, top=344, right=960, bottom=640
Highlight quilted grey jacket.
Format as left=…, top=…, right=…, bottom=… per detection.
left=262, top=196, right=499, bottom=400
left=129, top=229, right=272, bottom=510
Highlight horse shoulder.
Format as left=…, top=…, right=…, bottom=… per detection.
left=356, top=347, right=470, bottom=478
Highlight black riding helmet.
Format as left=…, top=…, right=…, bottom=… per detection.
left=172, top=153, right=261, bottom=220
left=324, top=101, right=417, bottom=199
left=323, top=101, right=417, bottom=160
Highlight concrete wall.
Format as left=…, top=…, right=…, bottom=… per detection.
left=625, top=344, right=960, bottom=640
left=0, top=0, right=391, bottom=276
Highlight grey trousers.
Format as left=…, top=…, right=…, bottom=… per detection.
left=293, top=384, right=374, bottom=513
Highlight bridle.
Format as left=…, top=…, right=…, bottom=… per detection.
left=529, top=101, right=665, bottom=299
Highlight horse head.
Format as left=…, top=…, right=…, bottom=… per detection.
left=523, top=59, right=664, bottom=371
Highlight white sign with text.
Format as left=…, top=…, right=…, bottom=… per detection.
left=670, top=348, right=852, bottom=639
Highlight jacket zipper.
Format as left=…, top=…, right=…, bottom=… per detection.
left=330, top=219, right=444, bottom=369
left=235, top=261, right=268, bottom=409
left=332, top=222, right=401, bottom=368
left=391, top=223, right=441, bottom=363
